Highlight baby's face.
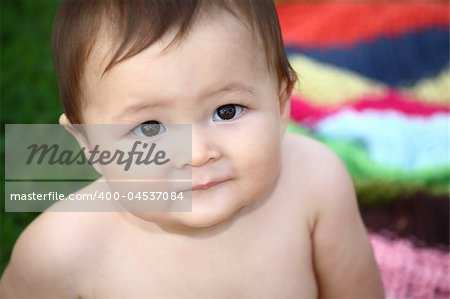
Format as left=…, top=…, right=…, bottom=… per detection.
left=80, top=12, right=288, bottom=229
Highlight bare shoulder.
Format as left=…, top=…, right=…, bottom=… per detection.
left=283, top=132, right=348, bottom=178
left=281, top=133, right=352, bottom=209
left=283, top=134, right=384, bottom=297
left=283, top=132, right=362, bottom=239
left=283, top=133, right=367, bottom=230
left=277, top=133, right=352, bottom=232
left=0, top=182, right=115, bottom=298
left=283, top=132, right=359, bottom=223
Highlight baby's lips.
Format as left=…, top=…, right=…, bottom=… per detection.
left=190, top=178, right=232, bottom=191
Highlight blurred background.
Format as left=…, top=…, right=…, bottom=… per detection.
left=277, top=2, right=449, bottom=298
left=1, top=1, right=449, bottom=298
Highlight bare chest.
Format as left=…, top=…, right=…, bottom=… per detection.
left=81, top=223, right=316, bottom=298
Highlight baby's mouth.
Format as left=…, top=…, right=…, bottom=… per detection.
left=180, top=178, right=231, bottom=192
left=192, top=180, right=222, bottom=191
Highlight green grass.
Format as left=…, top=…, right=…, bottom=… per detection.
left=1, top=0, right=61, bottom=274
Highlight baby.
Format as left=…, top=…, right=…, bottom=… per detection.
left=1, top=0, right=384, bottom=298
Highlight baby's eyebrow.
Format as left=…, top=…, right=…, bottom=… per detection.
left=202, top=82, right=256, bottom=98
left=112, top=101, right=165, bottom=123
left=112, top=92, right=183, bottom=122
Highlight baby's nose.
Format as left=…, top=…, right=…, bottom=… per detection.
left=192, top=124, right=221, bottom=167
left=173, top=124, right=220, bottom=169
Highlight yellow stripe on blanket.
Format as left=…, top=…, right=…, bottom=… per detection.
left=402, top=70, right=450, bottom=106
left=289, top=55, right=449, bottom=107
left=289, top=55, right=386, bottom=107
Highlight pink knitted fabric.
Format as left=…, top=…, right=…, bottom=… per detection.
left=370, top=233, right=450, bottom=299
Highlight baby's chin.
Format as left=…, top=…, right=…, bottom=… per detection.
left=126, top=199, right=250, bottom=233
left=121, top=176, right=276, bottom=233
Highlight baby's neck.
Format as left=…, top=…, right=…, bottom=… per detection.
left=117, top=208, right=246, bottom=239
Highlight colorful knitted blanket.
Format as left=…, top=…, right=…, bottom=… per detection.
left=277, top=2, right=450, bottom=203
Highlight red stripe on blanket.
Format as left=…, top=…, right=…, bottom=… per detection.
left=277, top=3, right=450, bottom=48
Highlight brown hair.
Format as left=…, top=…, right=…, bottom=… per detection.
left=52, top=0, right=297, bottom=124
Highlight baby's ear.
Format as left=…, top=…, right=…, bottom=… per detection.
left=278, top=79, right=293, bottom=134
left=59, top=113, right=90, bottom=149
left=59, top=113, right=103, bottom=176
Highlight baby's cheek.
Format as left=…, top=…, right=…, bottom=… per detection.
left=251, top=149, right=281, bottom=179
left=243, top=138, right=281, bottom=188
left=230, top=113, right=282, bottom=187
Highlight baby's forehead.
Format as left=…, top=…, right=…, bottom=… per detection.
left=85, top=11, right=264, bottom=83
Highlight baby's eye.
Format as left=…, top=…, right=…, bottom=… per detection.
left=131, top=121, right=166, bottom=137
left=212, top=104, right=245, bottom=122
